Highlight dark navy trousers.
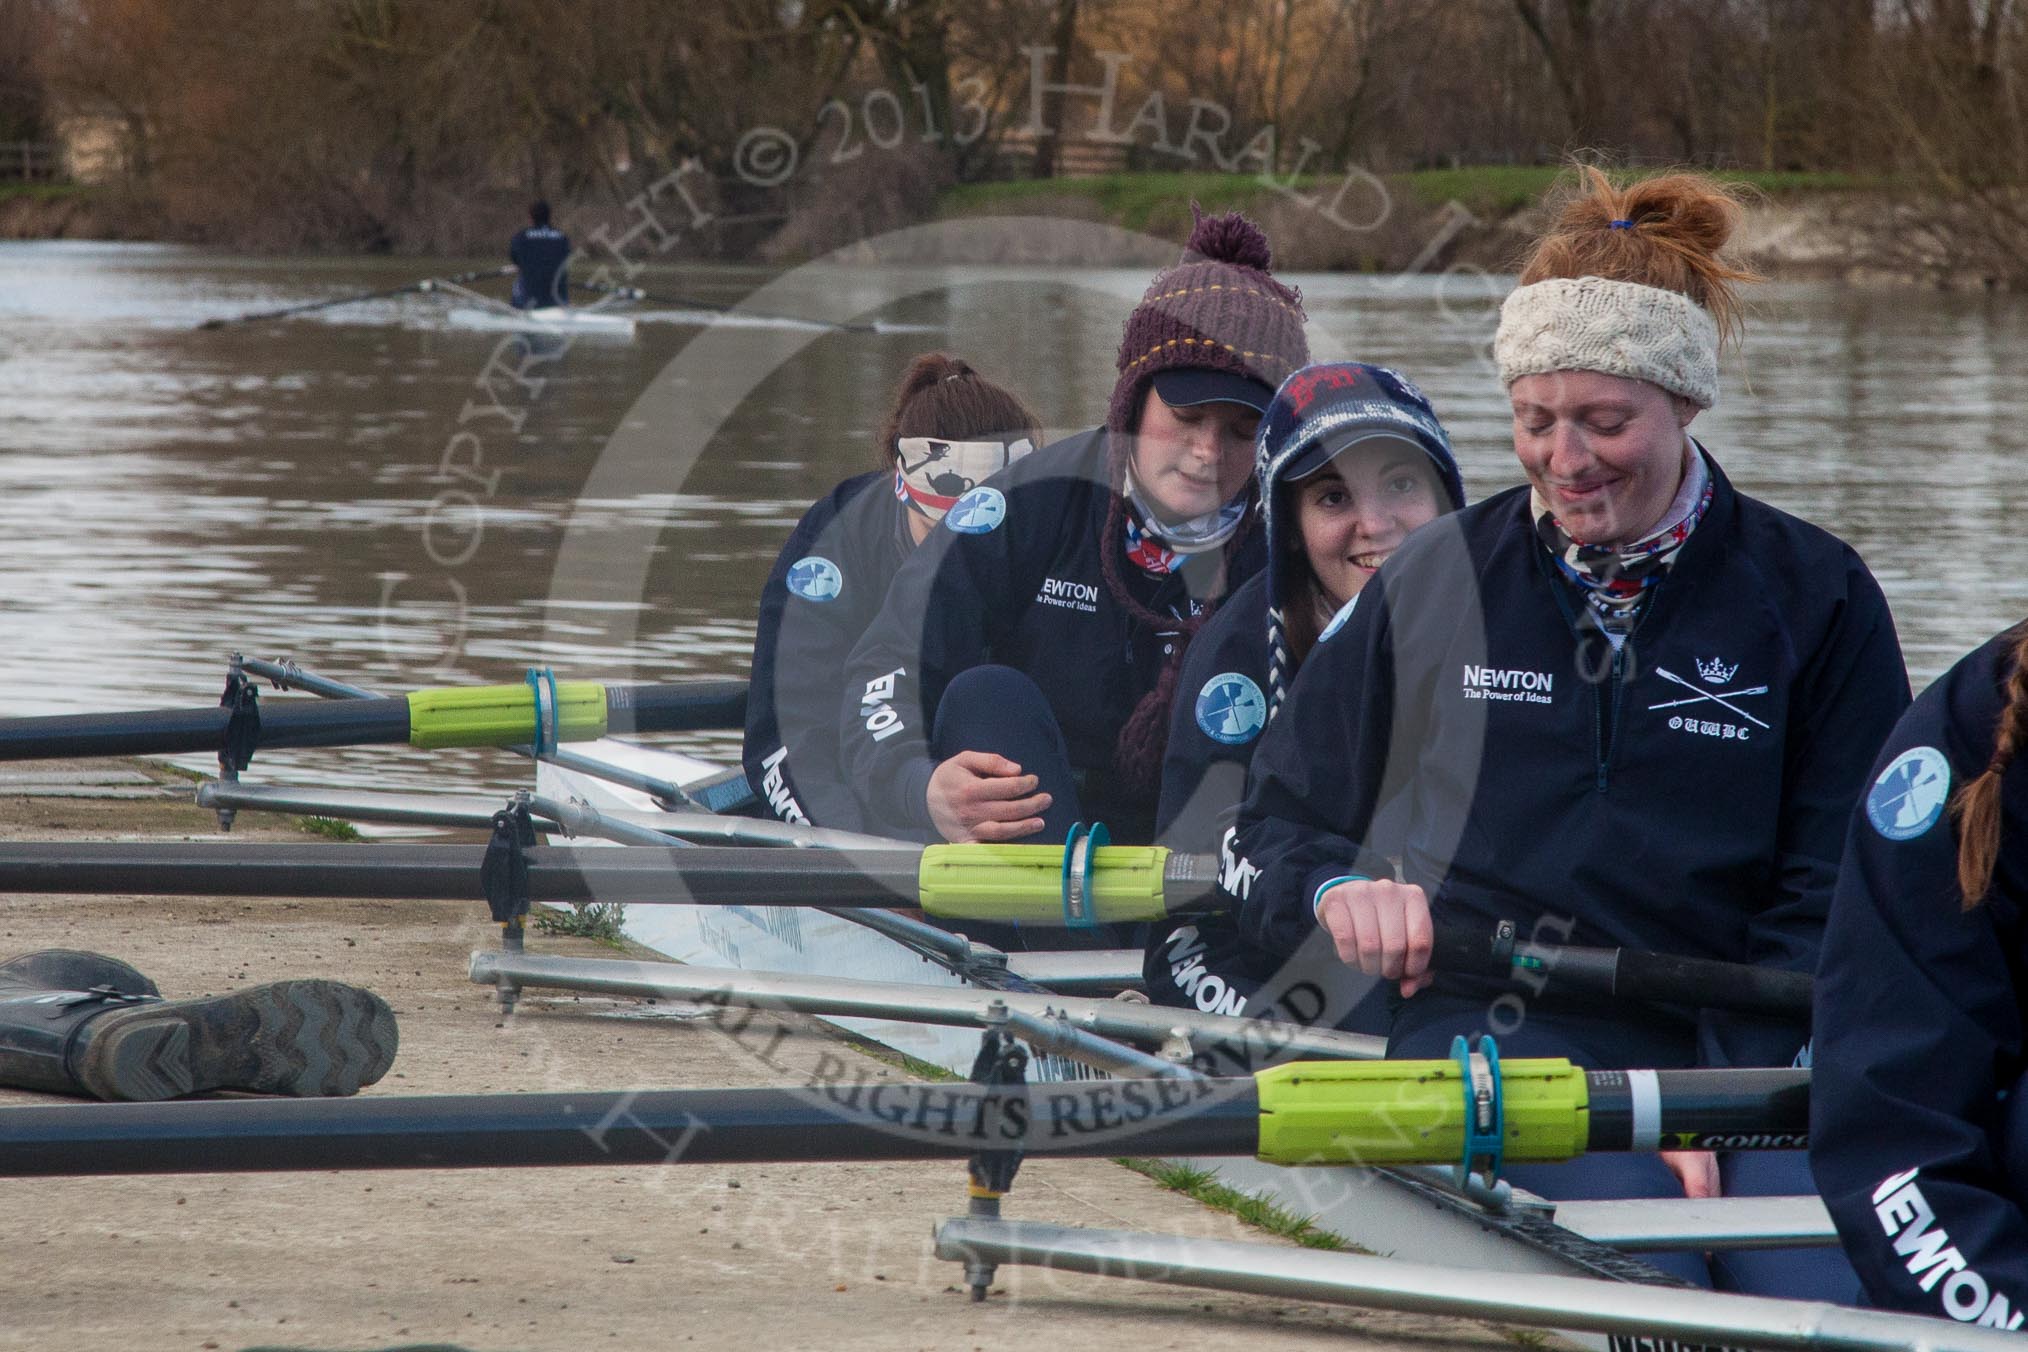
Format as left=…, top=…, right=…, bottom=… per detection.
left=929, top=665, right=1134, bottom=951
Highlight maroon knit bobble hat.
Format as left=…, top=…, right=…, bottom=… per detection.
left=1105, top=205, right=1310, bottom=438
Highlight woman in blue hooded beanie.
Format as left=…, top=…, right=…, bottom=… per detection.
left=1146, top=362, right=1465, bottom=1028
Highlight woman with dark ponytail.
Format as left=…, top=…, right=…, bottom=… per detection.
left=838, top=208, right=1308, bottom=854
left=743, top=354, right=1038, bottom=831
left=1813, top=622, right=2028, bottom=1325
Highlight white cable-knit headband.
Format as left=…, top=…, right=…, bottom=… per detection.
left=1494, top=276, right=1719, bottom=409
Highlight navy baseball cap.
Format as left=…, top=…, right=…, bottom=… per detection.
left=1286, top=426, right=1430, bottom=482
left=1153, top=368, right=1276, bottom=413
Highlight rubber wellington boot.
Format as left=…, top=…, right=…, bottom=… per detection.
left=0, top=950, right=398, bottom=1102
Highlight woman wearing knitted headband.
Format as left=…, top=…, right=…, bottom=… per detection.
left=1813, top=621, right=2028, bottom=1322
left=743, top=353, right=1038, bottom=831
left=838, top=209, right=1307, bottom=863
left=1223, top=168, right=1909, bottom=1295
left=1147, top=362, right=1465, bottom=1023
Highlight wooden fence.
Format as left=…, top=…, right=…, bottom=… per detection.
left=0, top=142, right=64, bottom=182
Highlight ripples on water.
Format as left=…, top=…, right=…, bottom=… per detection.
left=0, top=241, right=2021, bottom=796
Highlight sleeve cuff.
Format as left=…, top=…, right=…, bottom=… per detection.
left=902, top=757, right=938, bottom=832
left=1312, top=873, right=1373, bottom=918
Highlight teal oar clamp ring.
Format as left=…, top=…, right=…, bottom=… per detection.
left=525, top=667, right=561, bottom=756
left=1450, top=1034, right=1505, bottom=1187
left=1059, top=822, right=1110, bottom=929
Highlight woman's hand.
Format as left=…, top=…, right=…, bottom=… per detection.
left=1661, top=1150, right=1721, bottom=1199
left=1315, top=878, right=1434, bottom=996
left=925, top=751, right=1051, bottom=843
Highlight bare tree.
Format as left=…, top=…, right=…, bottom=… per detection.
left=1512, top=0, right=1605, bottom=149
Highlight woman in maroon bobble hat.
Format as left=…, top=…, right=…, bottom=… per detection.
left=837, top=208, right=1310, bottom=875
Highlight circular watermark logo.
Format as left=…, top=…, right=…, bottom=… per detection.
left=378, top=61, right=1541, bottom=1169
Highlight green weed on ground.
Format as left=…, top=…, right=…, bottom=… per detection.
left=294, top=815, right=362, bottom=842
left=1116, top=1157, right=1350, bottom=1251
left=532, top=900, right=628, bottom=945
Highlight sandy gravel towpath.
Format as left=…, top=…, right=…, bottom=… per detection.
left=0, top=762, right=1535, bottom=1352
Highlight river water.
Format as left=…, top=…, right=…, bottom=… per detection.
left=0, top=240, right=2022, bottom=796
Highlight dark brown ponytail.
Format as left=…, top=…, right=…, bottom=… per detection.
left=1954, top=622, right=2028, bottom=908
left=876, top=353, right=1040, bottom=472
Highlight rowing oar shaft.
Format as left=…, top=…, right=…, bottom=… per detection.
left=0, top=679, right=746, bottom=762
left=0, top=699, right=405, bottom=759
left=0, top=841, right=1216, bottom=920
left=1430, top=923, right=1813, bottom=1018
left=0, top=1062, right=1810, bottom=1178
left=0, top=842, right=923, bottom=906
left=0, top=840, right=1826, bottom=1019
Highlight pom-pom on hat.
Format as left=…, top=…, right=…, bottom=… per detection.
left=1106, top=206, right=1310, bottom=437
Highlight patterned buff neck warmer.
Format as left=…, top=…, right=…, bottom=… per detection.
left=1533, top=444, right=1712, bottom=638
left=1120, top=466, right=1248, bottom=577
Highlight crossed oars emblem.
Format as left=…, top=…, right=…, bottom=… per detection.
left=1649, top=667, right=1770, bottom=729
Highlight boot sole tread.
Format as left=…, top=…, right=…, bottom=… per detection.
left=80, top=981, right=398, bottom=1102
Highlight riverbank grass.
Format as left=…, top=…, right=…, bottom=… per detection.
left=941, top=166, right=1886, bottom=230
left=0, top=182, right=93, bottom=203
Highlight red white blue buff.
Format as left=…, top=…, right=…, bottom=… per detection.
left=1533, top=446, right=1714, bottom=640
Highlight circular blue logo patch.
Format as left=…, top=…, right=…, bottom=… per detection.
left=1195, top=672, right=1267, bottom=745
left=944, top=486, right=1007, bottom=535
left=1866, top=746, right=1951, bottom=841
left=786, top=555, right=843, bottom=603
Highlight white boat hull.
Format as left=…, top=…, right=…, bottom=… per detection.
left=531, top=737, right=1837, bottom=1348
left=534, top=739, right=1100, bottom=1081
left=445, top=304, right=637, bottom=336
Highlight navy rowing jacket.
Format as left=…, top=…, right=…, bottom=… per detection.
left=743, top=470, right=911, bottom=831
left=839, top=428, right=1262, bottom=843
left=1812, top=627, right=2028, bottom=1328
left=509, top=225, right=570, bottom=309
left=1157, top=568, right=1273, bottom=849
left=1226, top=453, right=1909, bottom=1068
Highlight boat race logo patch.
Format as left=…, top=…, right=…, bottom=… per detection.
left=1866, top=745, right=1952, bottom=841
left=943, top=486, right=1007, bottom=535
left=1195, top=672, right=1267, bottom=745
left=786, top=556, right=843, bottom=603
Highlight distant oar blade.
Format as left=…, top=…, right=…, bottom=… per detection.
left=195, top=265, right=514, bottom=330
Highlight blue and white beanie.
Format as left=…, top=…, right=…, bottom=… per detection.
left=1255, top=362, right=1466, bottom=717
